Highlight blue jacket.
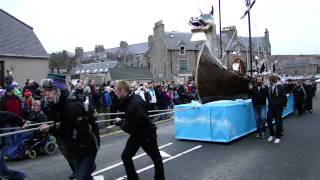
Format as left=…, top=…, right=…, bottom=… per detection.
left=102, top=92, right=112, bottom=108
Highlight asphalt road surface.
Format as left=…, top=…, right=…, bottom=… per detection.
left=7, top=88, right=320, bottom=180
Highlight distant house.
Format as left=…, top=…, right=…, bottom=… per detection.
left=272, top=55, right=320, bottom=76
left=71, top=61, right=153, bottom=83
left=0, top=9, right=49, bottom=87
left=75, top=42, right=150, bottom=68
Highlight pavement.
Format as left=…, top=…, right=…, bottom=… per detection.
left=7, top=89, right=320, bottom=180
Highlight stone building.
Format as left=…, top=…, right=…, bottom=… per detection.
left=271, top=55, right=320, bottom=76
left=149, top=20, right=271, bottom=81
left=0, top=9, right=49, bottom=87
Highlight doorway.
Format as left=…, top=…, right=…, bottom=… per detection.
left=0, top=61, right=4, bottom=87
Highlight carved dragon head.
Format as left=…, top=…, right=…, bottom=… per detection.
left=189, top=6, right=214, bottom=33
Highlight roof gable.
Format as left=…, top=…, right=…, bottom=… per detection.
left=0, top=9, right=49, bottom=59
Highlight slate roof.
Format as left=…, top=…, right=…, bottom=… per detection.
left=238, top=36, right=268, bottom=51
left=162, top=31, right=267, bottom=53
left=73, top=61, right=118, bottom=74
left=105, top=42, right=149, bottom=55
left=0, top=9, right=49, bottom=59
left=109, top=67, right=153, bottom=80
left=80, top=42, right=149, bottom=62
left=164, top=32, right=201, bottom=50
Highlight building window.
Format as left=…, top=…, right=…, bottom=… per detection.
left=180, top=46, right=185, bottom=55
left=179, top=59, right=187, bottom=71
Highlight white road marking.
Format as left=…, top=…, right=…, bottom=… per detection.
left=160, top=151, right=171, bottom=158
left=116, top=145, right=203, bottom=180
left=92, top=142, right=173, bottom=176
left=93, top=175, right=104, bottom=180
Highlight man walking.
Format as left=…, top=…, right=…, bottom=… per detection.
left=115, top=80, right=165, bottom=180
left=248, top=76, right=268, bottom=138
left=267, top=75, right=287, bottom=144
left=39, top=75, right=100, bottom=180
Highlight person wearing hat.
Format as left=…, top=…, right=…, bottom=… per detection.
left=39, top=75, right=100, bottom=180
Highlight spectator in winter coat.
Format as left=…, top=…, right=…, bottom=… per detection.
left=148, top=84, right=157, bottom=111
left=102, top=86, right=112, bottom=124
left=157, top=86, right=170, bottom=120
left=0, top=85, right=23, bottom=117
left=26, top=100, right=47, bottom=123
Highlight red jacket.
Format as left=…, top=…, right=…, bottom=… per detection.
left=0, top=94, right=23, bottom=117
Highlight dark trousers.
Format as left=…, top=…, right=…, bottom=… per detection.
left=121, top=135, right=165, bottom=180
left=267, top=107, right=284, bottom=139
left=295, top=100, right=305, bottom=115
left=254, top=105, right=267, bottom=134
left=56, top=137, right=75, bottom=174
left=0, top=149, right=25, bottom=180
left=306, top=97, right=313, bottom=111
left=74, top=152, right=97, bottom=180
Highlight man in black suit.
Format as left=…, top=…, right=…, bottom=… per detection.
left=266, top=75, right=287, bottom=144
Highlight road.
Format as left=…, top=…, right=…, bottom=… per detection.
left=8, top=89, right=320, bottom=180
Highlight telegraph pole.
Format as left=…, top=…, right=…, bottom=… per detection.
left=241, top=0, right=256, bottom=77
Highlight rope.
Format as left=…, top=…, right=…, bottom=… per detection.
left=0, top=123, right=56, bottom=138
left=96, top=107, right=196, bottom=116
left=0, top=107, right=196, bottom=136
left=97, top=112, right=125, bottom=116
left=95, top=118, right=119, bottom=124
left=0, top=121, right=54, bottom=131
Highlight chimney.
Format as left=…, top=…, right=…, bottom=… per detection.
left=95, top=45, right=104, bottom=53
left=75, top=47, right=83, bottom=56
left=265, top=28, right=270, bottom=42
left=153, top=20, right=164, bottom=38
left=222, top=26, right=237, bottom=39
left=120, top=41, right=128, bottom=48
left=148, top=35, right=153, bottom=48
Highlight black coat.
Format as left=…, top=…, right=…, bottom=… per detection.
left=118, top=91, right=157, bottom=139
left=268, top=84, right=287, bottom=110
left=248, top=85, right=268, bottom=107
left=44, top=88, right=100, bottom=155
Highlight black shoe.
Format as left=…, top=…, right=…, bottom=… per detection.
left=69, top=173, right=76, bottom=180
